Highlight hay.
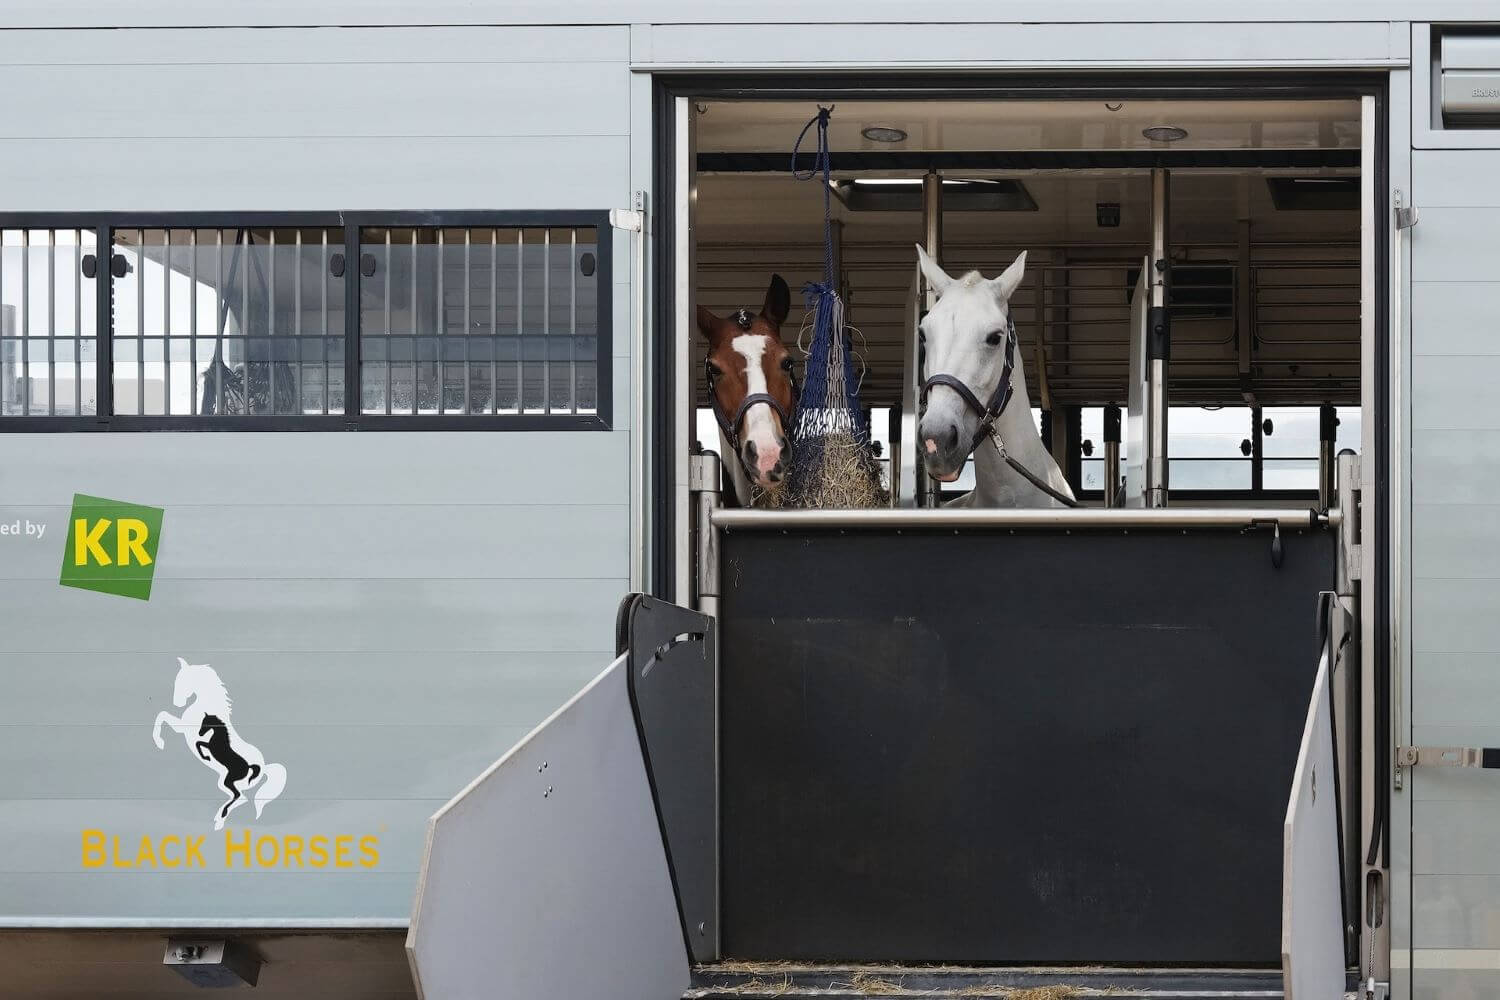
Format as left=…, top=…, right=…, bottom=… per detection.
left=841, top=973, right=907, bottom=995
left=1005, top=988, right=1082, bottom=1000
left=786, top=429, right=885, bottom=509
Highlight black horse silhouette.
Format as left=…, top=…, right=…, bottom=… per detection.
left=195, top=715, right=262, bottom=824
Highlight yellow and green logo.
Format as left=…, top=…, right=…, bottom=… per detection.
left=60, top=494, right=164, bottom=601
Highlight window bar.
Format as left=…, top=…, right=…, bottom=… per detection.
left=161, top=230, right=170, bottom=417
left=407, top=229, right=415, bottom=415
left=490, top=229, right=498, bottom=414
left=240, top=230, right=248, bottom=415
left=47, top=230, right=56, bottom=415
left=295, top=230, right=303, bottom=414
left=0, top=230, right=6, bottom=416
left=437, top=228, right=445, bottom=415
left=137, top=229, right=145, bottom=416
left=381, top=229, right=393, bottom=413
left=215, top=230, right=225, bottom=416
left=268, top=229, right=276, bottom=414
left=320, top=230, right=328, bottom=416
left=569, top=229, right=577, bottom=414
left=516, top=230, right=524, bottom=411
left=189, top=229, right=198, bottom=416
left=74, top=230, right=82, bottom=416
left=21, top=230, right=29, bottom=416
left=542, top=228, right=550, bottom=414
left=463, top=228, right=471, bottom=415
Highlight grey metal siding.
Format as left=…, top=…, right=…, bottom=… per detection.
left=0, top=23, right=635, bottom=924
left=1409, top=147, right=1500, bottom=994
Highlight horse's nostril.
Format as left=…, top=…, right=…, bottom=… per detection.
left=743, top=441, right=758, bottom=465
left=772, top=460, right=785, bottom=476
left=943, top=423, right=960, bottom=449
left=776, top=435, right=788, bottom=451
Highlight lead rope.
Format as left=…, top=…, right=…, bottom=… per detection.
left=986, top=429, right=1081, bottom=508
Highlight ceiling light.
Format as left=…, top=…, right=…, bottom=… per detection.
left=1142, top=125, right=1189, bottom=142
left=861, top=125, right=908, bottom=143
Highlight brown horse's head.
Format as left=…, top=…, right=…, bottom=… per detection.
left=699, top=274, right=796, bottom=491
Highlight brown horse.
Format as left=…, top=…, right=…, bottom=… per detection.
left=698, top=274, right=798, bottom=505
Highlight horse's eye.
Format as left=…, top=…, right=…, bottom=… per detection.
left=780, top=357, right=795, bottom=372
left=985, top=331, right=1003, bottom=346
left=706, top=362, right=722, bottom=378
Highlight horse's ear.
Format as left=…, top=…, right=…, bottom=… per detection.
left=761, top=274, right=791, bottom=330
left=990, top=250, right=1027, bottom=301
left=915, top=244, right=954, bottom=298
left=696, top=304, right=719, bottom=340
left=177, top=657, right=190, bottom=669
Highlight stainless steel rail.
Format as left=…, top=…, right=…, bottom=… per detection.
left=712, top=507, right=1329, bottom=531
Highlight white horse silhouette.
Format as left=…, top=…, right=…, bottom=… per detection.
left=152, top=657, right=287, bottom=830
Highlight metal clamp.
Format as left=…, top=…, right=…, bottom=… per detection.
left=1398, top=745, right=1500, bottom=768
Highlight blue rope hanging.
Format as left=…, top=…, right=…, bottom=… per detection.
left=790, top=105, right=869, bottom=443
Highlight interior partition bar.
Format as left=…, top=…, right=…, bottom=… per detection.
left=1146, top=167, right=1171, bottom=508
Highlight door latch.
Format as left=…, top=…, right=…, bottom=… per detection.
left=1398, top=745, right=1500, bottom=768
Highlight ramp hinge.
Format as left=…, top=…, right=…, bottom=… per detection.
left=1395, top=205, right=1419, bottom=231
left=1398, top=745, right=1500, bottom=768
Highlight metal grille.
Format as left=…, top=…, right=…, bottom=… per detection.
left=697, top=240, right=1361, bottom=407
left=358, top=226, right=600, bottom=416
left=0, top=228, right=98, bottom=416
left=110, top=227, right=346, bottom=417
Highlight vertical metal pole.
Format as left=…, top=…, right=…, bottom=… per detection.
left=464, top=228, right=472, bottom=415
left=1319, top=403, right=1339, bottom=512
left=139, top=229, right=147, bottom=415
left=436, top=228, right=445, bottom=414
left=20, top=230, right=29, bottom=416
left=918, top=171, right=943, bottom=509
left=490, top=228, right=498, bottom=413
left=1103, top=403, right=1122, bottom=508
left=1146, top=168, right=1171, bottom=508
left=161, top=230, right=170, bottom=416
left=189, top=229, right=198, bottom=416
left=74, top=231, right=82, bottom=416
left=689, top=451, right=722, bottom=619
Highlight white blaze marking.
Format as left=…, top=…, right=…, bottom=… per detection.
left=731, top=334, right=783, bottom=474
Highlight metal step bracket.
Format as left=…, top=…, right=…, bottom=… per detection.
left=1398, top=745, right=1500, bottom=768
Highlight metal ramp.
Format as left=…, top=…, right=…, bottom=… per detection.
left=408, top=581, right=1353, bottom=999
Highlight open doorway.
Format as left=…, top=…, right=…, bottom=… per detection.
left=687, top=96, right=1364, bottom=511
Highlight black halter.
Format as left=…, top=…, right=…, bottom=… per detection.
left=918, top=315, right=1080, bottom=507
left=919, top=314, right=1018, bottom=457
left=706, top=309, right=800, bottom=457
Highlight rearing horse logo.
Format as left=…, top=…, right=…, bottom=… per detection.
left=151, top=658, right=287, bottom=830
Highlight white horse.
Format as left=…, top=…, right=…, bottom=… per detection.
left=152, top=657, right=287, bottom=830
left=915, top=246, right=1076, bottom=508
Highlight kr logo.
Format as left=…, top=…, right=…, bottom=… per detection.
left=59, top=494, right=164, bottom=601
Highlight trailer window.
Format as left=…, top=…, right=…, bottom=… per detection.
left=0, top=228, right=97, bottom=417
left=358, top=226, right=600, bottom=418
left=111, top=227, right=346, bottom=417
left=0, top=212, right=612, bottom=430
left=1170, top=406, right=1253, bottom=490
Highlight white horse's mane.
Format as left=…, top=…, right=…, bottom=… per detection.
left=177, top=658, right=232, bottom=716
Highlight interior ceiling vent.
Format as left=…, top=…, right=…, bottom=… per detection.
left=1265, top=177, right=1361, bottom=211
left=829, top=178, right=1038, bottom=213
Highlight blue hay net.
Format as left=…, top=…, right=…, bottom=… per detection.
left=790, top=105, right=870, bottom=445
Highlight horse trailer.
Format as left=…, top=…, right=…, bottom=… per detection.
left=1, top=4, right=1498, bottom=999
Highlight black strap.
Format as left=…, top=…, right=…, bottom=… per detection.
left=919, top=316, right=1018, bottom=454
left=706, top=354, right=800, bottom=455
left=917, top=316, right=1077, bottom=507
left=999, top=447, right=1081, bottom=508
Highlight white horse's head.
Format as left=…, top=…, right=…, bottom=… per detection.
left=172, top=657, right=227, bottom=711
left=915, top=246, right=1028, bottom=480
